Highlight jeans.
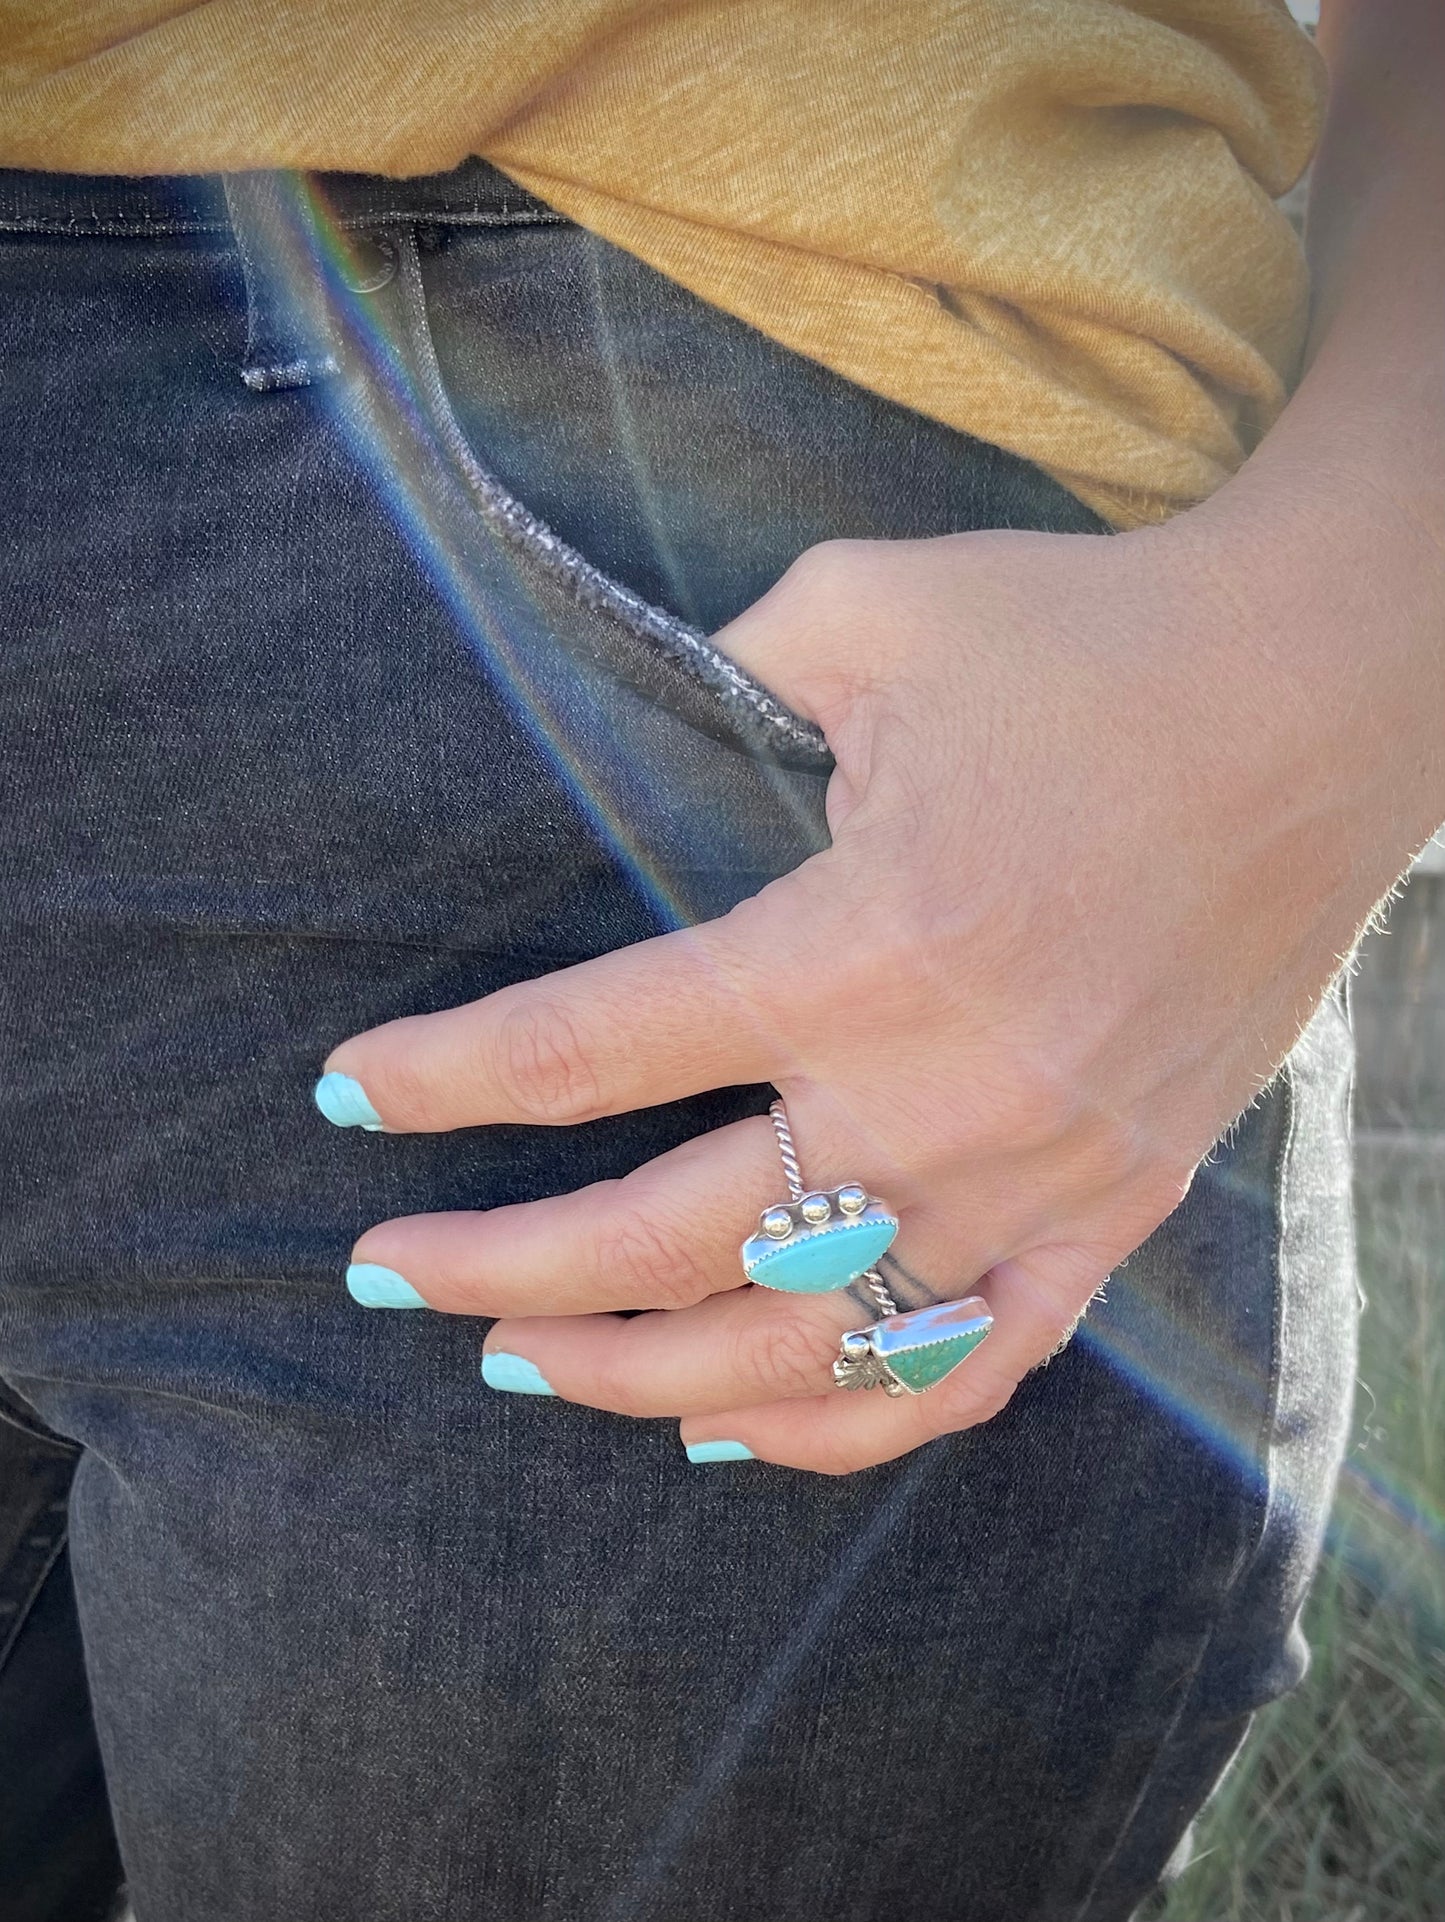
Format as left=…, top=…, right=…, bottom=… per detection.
left=0, top=160, right=1358, bottom=1922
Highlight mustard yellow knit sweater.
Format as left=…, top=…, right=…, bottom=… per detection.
left=0, top=2, right=1324, bottom=526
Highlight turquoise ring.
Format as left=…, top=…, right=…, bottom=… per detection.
left=832, top=1296, right=994, bottom=1396
left=742, top=1100, right=899, bottom=1296
left=741, top=1184, right=900, bottom=1294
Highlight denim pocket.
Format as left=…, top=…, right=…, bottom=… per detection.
left=386, top=228, right=830, bottom=776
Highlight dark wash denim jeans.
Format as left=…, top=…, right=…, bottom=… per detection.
left=0, top=160, right=1357, bottom=1922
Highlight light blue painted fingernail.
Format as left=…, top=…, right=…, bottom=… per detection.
left=314, top=1071, right=385, bottom=1131
left=481, top=1352, right=555, bottom=1396
left=346, top=1262, right=427, bottom=1309
left=685, top=1439, right=755, bottom=1465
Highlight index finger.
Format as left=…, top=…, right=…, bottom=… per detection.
left=317, top=861, right=843, bottom=1133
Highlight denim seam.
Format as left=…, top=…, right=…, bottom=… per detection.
left=389, top=230, right=832, bottom=770
left=0, top=208, right=569, bottom=239
left=1066, top=1065, right=1297, bottom=1919
left=330, top=208, right=569, bottom=233
left=0, top=1381, right=80, bottom=1455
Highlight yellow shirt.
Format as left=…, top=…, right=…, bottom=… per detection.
left=0, top=2, right=1324, bottom=527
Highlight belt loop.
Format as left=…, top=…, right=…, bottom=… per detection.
left=221, top=171, right=341, bottom=392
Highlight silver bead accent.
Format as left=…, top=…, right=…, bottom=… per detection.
left=800, top=1192, right=832, bottom=1225
left=840, top=1329, right=872, bottom=1361
left=835, top=1183, right=868, bottom=1216
left=761, top=1207, right=793, bottom=1239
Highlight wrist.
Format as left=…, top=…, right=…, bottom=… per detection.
left=1148, top=475, right=1445, bottom=895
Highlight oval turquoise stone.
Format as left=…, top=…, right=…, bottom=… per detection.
left=745, top=1218, right=898, bottom=1293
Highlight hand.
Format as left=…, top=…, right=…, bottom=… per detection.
left=321, top=515, right=1401, bottom=1473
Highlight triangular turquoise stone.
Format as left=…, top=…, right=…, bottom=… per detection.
left=884, top=1325, right=989, bottom=1392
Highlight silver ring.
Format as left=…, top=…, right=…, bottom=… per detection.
left=832, top=1295, right=994, bottom=1396
left=739, top=1098, right=902, bottom=1304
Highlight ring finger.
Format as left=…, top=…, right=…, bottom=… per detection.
left=480, top=1250, right=1085, bottom=1432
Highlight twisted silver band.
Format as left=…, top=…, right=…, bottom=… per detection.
left=767, top=1098, right=805, bottom=1203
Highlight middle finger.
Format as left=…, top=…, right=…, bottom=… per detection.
left=347, top=1108, right=979, bottom=1317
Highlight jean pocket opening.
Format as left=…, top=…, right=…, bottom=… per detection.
left=386, top=230, right=831, bottom=774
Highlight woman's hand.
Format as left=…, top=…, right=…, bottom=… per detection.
left=319, top=510, right=1423, bottom=1473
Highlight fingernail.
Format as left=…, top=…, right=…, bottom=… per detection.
left=481, top=1352, right=556, bottom=1396
left=346, top=1262, right=427, bottom=1309
left=315, top=1071, right=385, bottom=1131
left=684, top=1439, right=755, bottom=1465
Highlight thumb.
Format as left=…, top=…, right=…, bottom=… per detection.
left=710, top=539, right=899, bottom=730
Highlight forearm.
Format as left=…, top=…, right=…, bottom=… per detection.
left=1256, top=0, right=1445, bottom=538
left=1179, top=0, right=1445, bottom=881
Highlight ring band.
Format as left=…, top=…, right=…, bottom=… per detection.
left=739, top=1099, right=900, bottom=1299
left=832, top=1295, right=994, bottom=1396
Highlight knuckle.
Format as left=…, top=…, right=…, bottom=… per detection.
left=489, top=998, right=604, bottom=1125
left=733, top=1311, right=836, bottom=1400
left=592, top=1202, right=714, bottom=1309
left=954, top=1045, right=1087, bottom=1161
left=1055, top=1107, right=1143, bottom=1198
left=1002, top=1049, right=1082, bottom=1151
left=587, top=1353, right=654, bottom=1420
left=782, top=537, right=864, bottom=598
left=1087, top=1113, right=1143, bottom=1191
left=423, top=1258, right=485, bottom=1313
left=766, top=540, right=887, bottom=712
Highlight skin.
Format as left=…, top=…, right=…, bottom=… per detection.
left=328, top=0, right=1445, bottom=1474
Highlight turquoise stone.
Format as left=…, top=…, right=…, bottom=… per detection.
left=883, top=1325, right=990, bottom=1392
left=745, top=1217, right=897, bottom=1293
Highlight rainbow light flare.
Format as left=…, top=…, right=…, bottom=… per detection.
left=242, top=171, right=826, bottom=950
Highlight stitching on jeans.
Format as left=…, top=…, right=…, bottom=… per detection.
left=0, top=216, right=226, bottom=235
left=0, top=208, right=569, bottom=239
left=326, top=208, right=567, bottom=232
left=240, top=355, right=341, bottom=393
left=1067, top=1065, right=1299, bottom=1920
left=390, top=232, right=830, bottom=768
